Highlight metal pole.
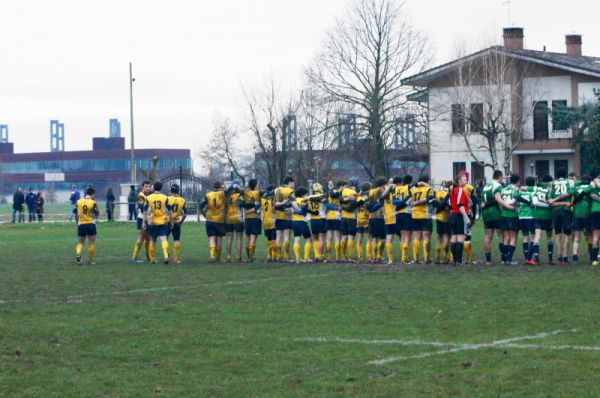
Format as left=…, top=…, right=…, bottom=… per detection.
left=179, top=165, right=183, bottom=196
left=129, top=62, right=136, bottom=184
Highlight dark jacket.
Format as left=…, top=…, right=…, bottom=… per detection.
left=127, top=190, right=137, bottom=204
left=25, top=192, right=37, bottom=209
left=12, top=191, right=24, bottom=210
left=36, top=196, right=45, bottom=213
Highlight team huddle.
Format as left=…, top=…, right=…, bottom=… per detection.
left=198, top=168, right=600, bottom=266
left=71, top=167, right=600, bottom=267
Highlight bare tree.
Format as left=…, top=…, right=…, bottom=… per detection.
left=307, top=0, right=430, bottom=177
left=289, top=84, right=345, bottom=185
left=448, top=45, right=542, bottom=175
left=199, top=113, right=250, bottom=181
left=243, top=77, right=301, bottom=184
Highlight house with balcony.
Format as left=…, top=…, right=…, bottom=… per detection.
left=402, top=27, right=600, bottom=182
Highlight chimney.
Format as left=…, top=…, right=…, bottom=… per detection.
left=565, top=34, right=582, bottom=56
left=503, top=27, right=524, bottom=50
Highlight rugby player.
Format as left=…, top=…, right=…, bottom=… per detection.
left=167, top=183, right=187, bottom=264
left=307, top=183, right=326, bottom=262
left=499, top=174, right=520, bottom=265
left=410, top=175, right=434, bottom=264
left=143, top=181, right=173, bottom=264
left=201, top=181, right=226, bottom=261
left=131, top=180, right=152, bottom=263
left=480, top=171, right=504, bottom=265
left=74, top=187, right=99, bottom=265
left=548, top=168, right=575, bottom=265
left=291, top=187, right=314, bottom=263
left=242, top=179, right=261, bottom=262
left=274, top=176, right=296, bottom=261
left=261, top=186, right=276, bottom=261
left=225, top=179, right=244, bottom=262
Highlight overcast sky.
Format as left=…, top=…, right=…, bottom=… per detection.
left=1, top=0, right=598, bottom=160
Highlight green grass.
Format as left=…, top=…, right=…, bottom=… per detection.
left=1, top=221, right=600, bottom=397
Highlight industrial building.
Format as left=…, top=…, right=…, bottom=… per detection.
left=0, top=119, right=192, bottom=197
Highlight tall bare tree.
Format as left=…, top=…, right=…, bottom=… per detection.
left=307, top=0, right=430, bottom=177
left=289, top=84, right=345, bottom=185
left=199, top=113, right=250, bottom=181
left=448, top=46, right=542, bottom=175
left=243, top=77, right=301, bottom=184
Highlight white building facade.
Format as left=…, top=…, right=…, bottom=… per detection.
left=403, top=28, right=600, bottom=184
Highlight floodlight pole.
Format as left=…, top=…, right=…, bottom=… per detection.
left=129, top=62, right=136, bottom=184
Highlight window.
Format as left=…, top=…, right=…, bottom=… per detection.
left=554, top=159, right=568, bottom=176
left=471, top=162, right=484, bottom=184
left=453, top=162, right=466, bottom=177
left=470, top=103, right=484, bottom=133
left=533, top=101, right=549, bottom=140
left=451, top=104, right=465, bottom=134
left=552, top=100, right=569, bottom=131
left=535, top=160, right=549, bottom=177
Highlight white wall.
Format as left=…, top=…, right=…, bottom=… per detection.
left=522, top=75, right=572, bottom=139
left=428, top=85, right=508, bottom=183
left=521, top=153, right=574, bottom=178
left=579, top=82, right=600, bottom=103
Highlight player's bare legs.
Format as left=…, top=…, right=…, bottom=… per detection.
left=422, top=230, right=431, bottom=264
left=573, top=230, right=581, bottom=262
left=236, top=230, right=243, bottom=261
left=325, top=230, right=333, bottom=261
left=385, top=233, right=394, bottom=265
left=215, top=236, right=223, bottom=261
left=76, top=236, right=86, bottom=265
left=355, top=231, right=364, bottom=261
left=483, top=228, right=494, bottom=264
left=281, top=229, right=291, bottom=261
left=592, top=229, right=600, bottom=266
left=246, top=234, right=257, bottom=260
left=412, top=230, right=422, bottom=264
left=208, top=236, right=217, bottom=261
left=226, top=231, right=234, bottom=262
left=401, top=230, right=412, bottom=263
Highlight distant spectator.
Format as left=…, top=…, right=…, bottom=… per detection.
left=475, top=180, right=485, bottom=219
left=25, top=188, right=37, bottom=223
left=106, top=187, right=116, bottom=221
left=127, top=185, right=137, bottom=221
left=12, top=187, right=25, bottom=223
left=68, top=185, right=81, bottom=222
left=35, top=192, right=45, bottom=222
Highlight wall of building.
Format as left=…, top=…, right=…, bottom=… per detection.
left=428, top=85, right=508, bottom=183
left=522, top=75, right=573, bottom=139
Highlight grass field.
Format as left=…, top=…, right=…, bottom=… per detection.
left=2, top=221, right=600, bottom=397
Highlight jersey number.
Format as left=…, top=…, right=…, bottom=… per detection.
left=153, top=200, right=162, bottom=210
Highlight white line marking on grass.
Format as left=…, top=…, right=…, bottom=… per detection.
left=0, top=271, right=353, bottom=305
left=500, top=343, right=600, bottom=352
left=366, top=329, right=579, bottom=365
left=295, top=337, right=456, bottom=347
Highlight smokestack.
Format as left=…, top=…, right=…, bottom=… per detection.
left=503, top=27, right=524, bottom=50
left=565, top=34, right=582, bottom=56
